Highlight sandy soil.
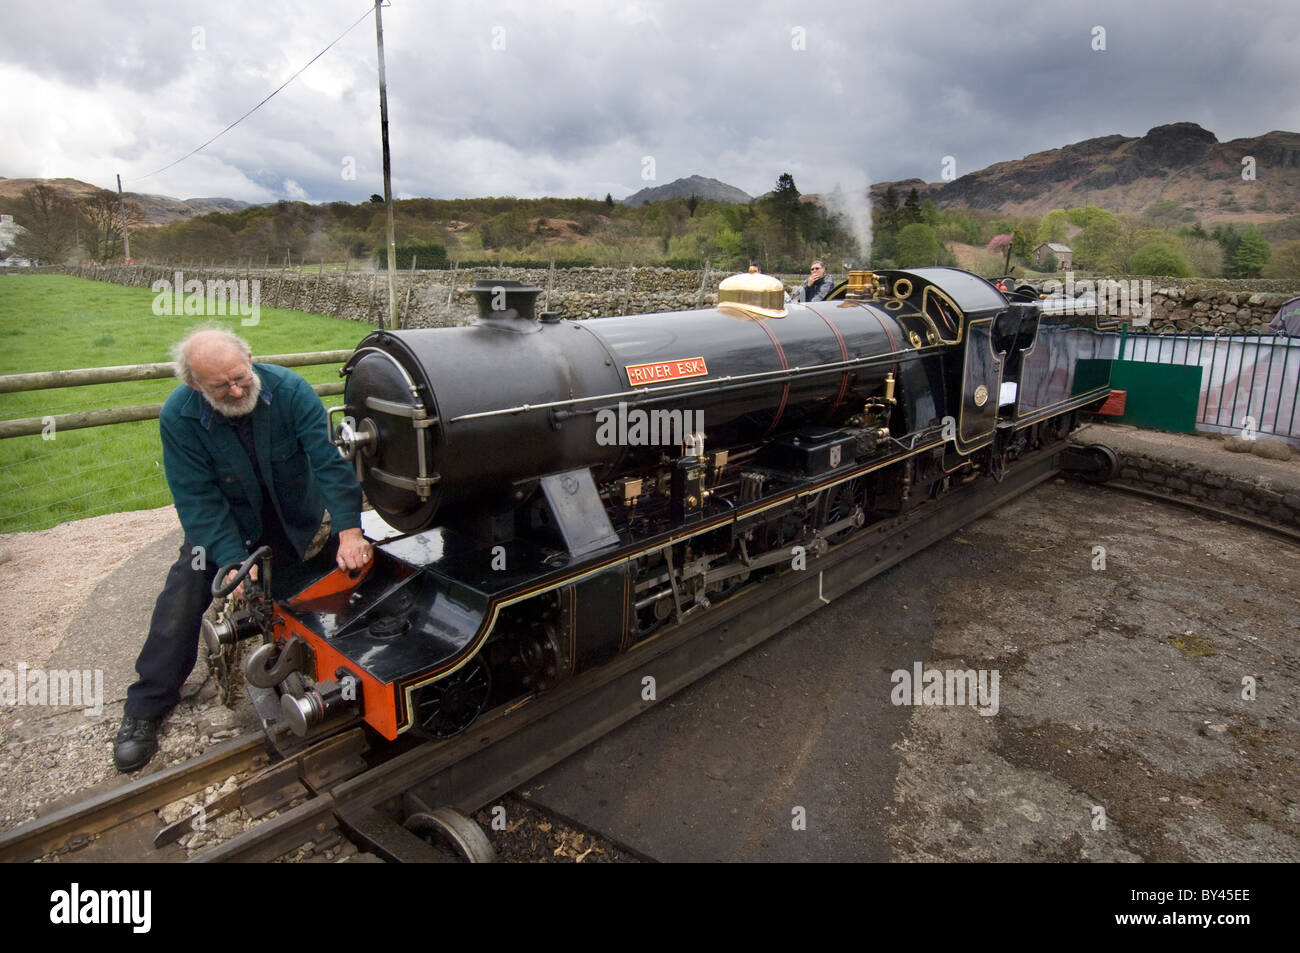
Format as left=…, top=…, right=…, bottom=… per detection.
left=0, top=506, right=179, bottom=670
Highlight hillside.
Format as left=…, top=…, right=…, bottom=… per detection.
left=0, top=177, right=249, bottom=225
left=622, top=174, right=752, bottom=207
left=870, top=123, right=1300, bottom=222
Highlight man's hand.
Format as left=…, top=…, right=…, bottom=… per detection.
left=337, top=527, right=373, bottom=573
left=223, top=563, right=258, bottom=603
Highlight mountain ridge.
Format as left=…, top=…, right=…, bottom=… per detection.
left=6, top=121, right=1299, bottom=229
left=868, top=123, right=1300, bottom=222
left=0, top=176, right=250, bottom=225
left=621, top=174, right=753, bottom=207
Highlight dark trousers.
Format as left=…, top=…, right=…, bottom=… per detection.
left=125, top=516, right=303, bottom=720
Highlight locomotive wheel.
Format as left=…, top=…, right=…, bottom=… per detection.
left=820, top=479, right=864, bottom=544
left=507, top=618, right=567, bottom=692
left=413, top=657, right=492, bottom=739
left=1068, top=444, right=1120, bottom=483
left=404, top=808, right=497, bottom=863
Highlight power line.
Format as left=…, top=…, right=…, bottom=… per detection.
left=136, top=4, right=378, bottom=183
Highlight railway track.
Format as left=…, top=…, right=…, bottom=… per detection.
left=0, top=732, right=271, bottom=862
left=2, top=443, right=1072, bottom=863
left=1100, top=478, right=1300, bottom=547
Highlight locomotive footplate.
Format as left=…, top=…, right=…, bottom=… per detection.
left=270, top=520, right=633, bottom=739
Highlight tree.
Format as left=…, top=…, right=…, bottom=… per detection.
left=369, top=194, right=384, bottom=204
left=896, top=223, right=940, bottom=266
left=1035, top=209, right=1071, bottom=247
left=1181, top=236, right=1225, bottom=277
left=687, top=194, right=700, bottom=218
left=1210, top=223, right=1244, bottom=266
left=987, top=233, right=1013, bottom=273
left=1072, top=207, right=1120, bottom=270
left=1261, top=240, right=1300, bottom=279
left=80, top=189, right=146, bottom=262
left=872, top=186, right=902, bottom=263
left=1231, top=227, right=1271, bottom=277
left=903, top=188, right=922, bottom=225
left=879, top=186, right=901, bottom=232
left=1129, top=242, right=1191, bottom=277
left=768, top=173, right=802, bottom=256
left=480, top=207, right=532, bottom=251
left=605, top=192, right=615, bottom=208
left=1011, top=220, right=1038, bottom=262
left=11, top=185, right=83, bottom=263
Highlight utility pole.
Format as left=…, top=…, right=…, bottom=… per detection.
left=374, top=0, right=397, bottom=329
left=116, top=173, right=132, bottom=263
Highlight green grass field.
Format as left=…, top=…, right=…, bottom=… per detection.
left=0, top=275, right=374, bottom=534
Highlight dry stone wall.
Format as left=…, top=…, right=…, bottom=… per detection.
left=1114, top=450, right=1300, bottom=530
left=48, top=262, right=725, bottom=329
left=1138, top=279, right=1300, bottom=334
left=40, top=262, right=1300, bottom=334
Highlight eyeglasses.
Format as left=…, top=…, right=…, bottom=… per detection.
left=204, top=373, right=255, bottom=395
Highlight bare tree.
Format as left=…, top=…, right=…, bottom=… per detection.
left=11, top=185, right=82, bottom=263
left=81, top=189, right=146, bottom=262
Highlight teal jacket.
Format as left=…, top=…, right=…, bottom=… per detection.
left=160, top=363, right=362, bottom=569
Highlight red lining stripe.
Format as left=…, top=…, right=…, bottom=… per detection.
left=755, top=320, right=790, bottom=436
left=816, top=310, right=851, bottom=418
left=864, top=304, right=902, bottom=379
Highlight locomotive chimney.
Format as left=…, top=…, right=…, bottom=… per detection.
left=468, top=279, right=544, bottom=320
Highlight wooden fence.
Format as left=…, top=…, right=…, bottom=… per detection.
left=0, top=350, right=351, bottom=439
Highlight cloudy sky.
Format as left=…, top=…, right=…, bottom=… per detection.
left=2, top=0, right=1297, bottom=205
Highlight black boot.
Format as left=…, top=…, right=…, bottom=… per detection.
left=114, top=716, right=161, bottom=772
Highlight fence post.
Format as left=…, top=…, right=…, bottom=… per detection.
left=312, top=258, right=324, bottom=313
left=445, top=260, right=459, bottom=311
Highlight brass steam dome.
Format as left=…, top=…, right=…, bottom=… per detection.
left=716, top=270, right=788, bottom=319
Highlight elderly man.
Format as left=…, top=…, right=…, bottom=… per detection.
left=114, top=327, right=372, bottom=772
left=793, top=259, right=834, bottom=302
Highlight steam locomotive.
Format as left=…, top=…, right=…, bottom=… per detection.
left=212, top=267, right=1121, bottom=747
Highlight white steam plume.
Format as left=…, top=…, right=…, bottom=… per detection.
left=823, top=170, right=872, bottom=268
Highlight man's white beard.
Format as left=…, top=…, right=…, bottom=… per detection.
left=209, top=373, right=262, bottom=417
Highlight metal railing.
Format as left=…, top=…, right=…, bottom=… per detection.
left=1119, top=328, right=1300, bottom=443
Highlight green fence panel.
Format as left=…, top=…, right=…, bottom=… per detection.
left=1110, top=360, right=1203, bottom=433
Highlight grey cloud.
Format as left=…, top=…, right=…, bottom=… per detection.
left=2, top=0, right=1296, bottom=203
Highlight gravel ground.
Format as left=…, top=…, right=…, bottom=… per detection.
left=0, top=506, right=178, bottom=670
left=3, top=478, right=1295, bottom=862
left=888, top=481, right=1299, bottom=862
left=0, top=506, right=260, bottom=833
left=0, top=505, right=632, bottom=861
